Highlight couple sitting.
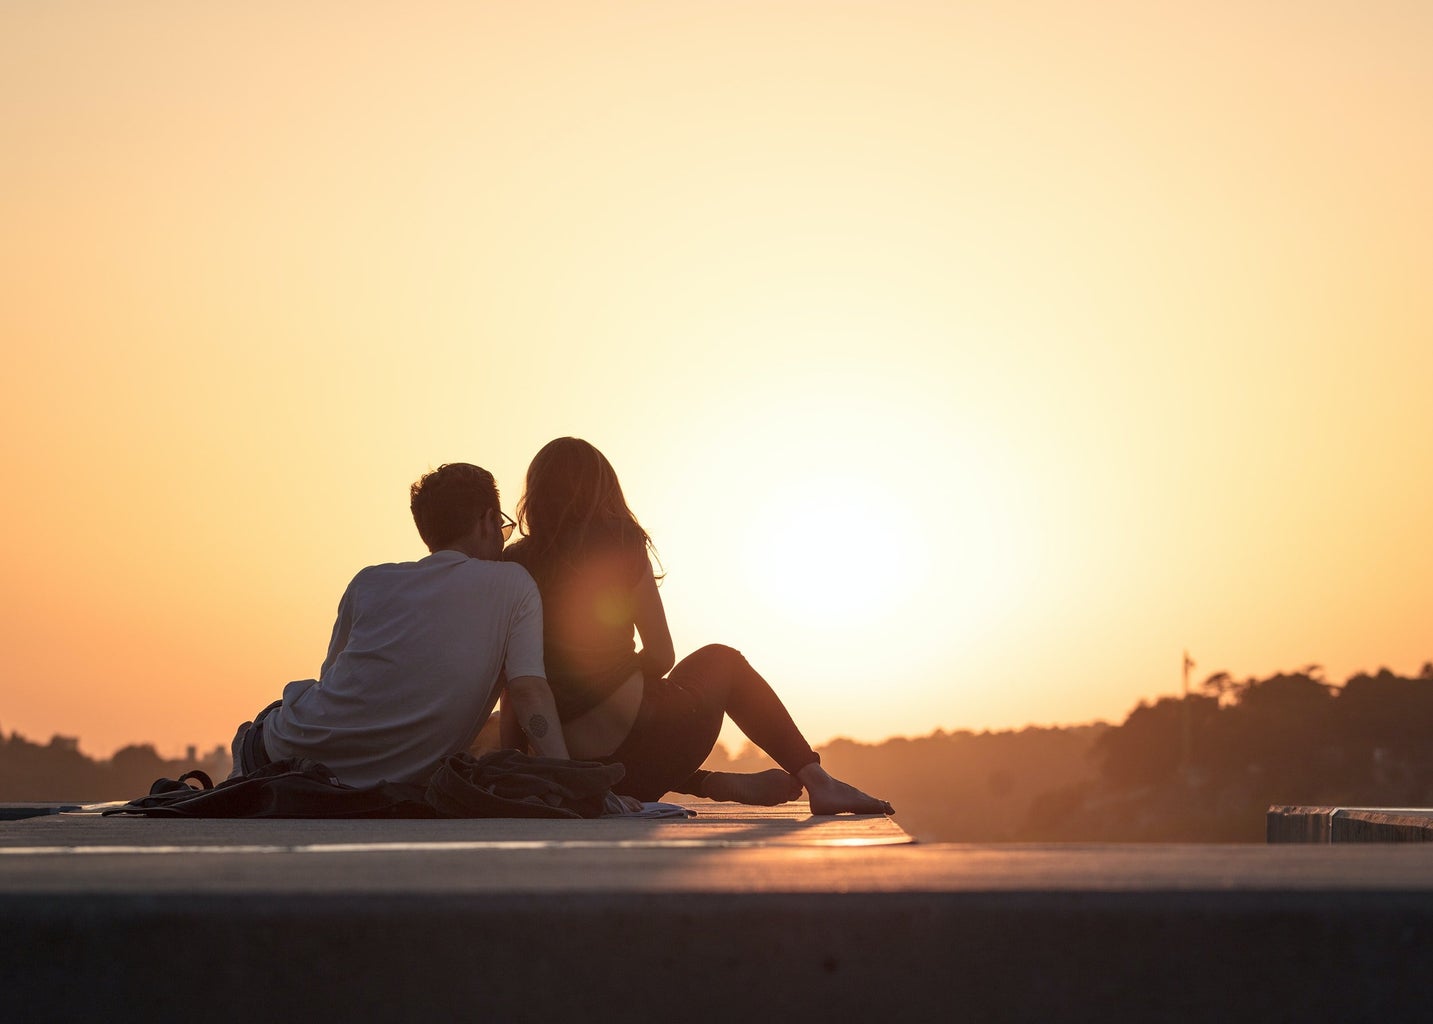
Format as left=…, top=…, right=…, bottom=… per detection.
left=231, top=437, right=891, bottom=816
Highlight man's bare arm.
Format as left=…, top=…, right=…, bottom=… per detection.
left=504, top=675, right=570, bottom=759
left=498, top=697, right=527, bottom=753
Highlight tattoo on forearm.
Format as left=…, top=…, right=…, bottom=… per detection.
left=527, top=714, right=549, bottom=739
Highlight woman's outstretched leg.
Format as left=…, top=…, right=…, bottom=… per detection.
left=681, top=767, right=802, bottom=805
left=668, top=645, right=893, bottom=815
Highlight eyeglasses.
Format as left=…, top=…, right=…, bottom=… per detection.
left=498, top=510, right=517, bottom=541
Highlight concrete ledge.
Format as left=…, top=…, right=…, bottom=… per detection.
left=1267, top=805, right=1336, bottom=842
left=1269, top=806, right=1433, bottom=843
left=9, top=808, right=1433, bottom=1021
left=6, top=888, right=1433, bottom=1022
left=1333, top=809, right=1433, bottom=843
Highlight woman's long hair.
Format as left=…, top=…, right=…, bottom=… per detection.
left=515, top=437, right=662, bottom=578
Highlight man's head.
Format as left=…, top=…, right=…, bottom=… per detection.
left=410, top=463, right=502, bottom=555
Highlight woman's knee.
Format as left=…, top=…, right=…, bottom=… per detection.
left=688, top=643, right=745, bottom=670
left=668, top=644, right=746, bottom=712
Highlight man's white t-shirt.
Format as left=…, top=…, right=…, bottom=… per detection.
left=262, top=550, right=545, bottom=787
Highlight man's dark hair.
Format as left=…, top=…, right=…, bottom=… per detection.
left=410, top=463, right=500, bottom=551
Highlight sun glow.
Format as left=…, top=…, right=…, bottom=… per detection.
left=743, top=473, right=909, bottom=630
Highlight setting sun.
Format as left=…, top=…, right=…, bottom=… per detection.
left=743, top=472, right=910, bottom=630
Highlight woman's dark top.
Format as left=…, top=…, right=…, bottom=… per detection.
left=501, top=523, right=650, bottom=721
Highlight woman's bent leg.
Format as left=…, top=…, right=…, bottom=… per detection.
left=605, top=645, right=810, bottom=802
left=671, top=645, right=894, bottom=815
left=607, top=645, right=891, bottom=812
left=605, top=673, right=725, bottom=802
left=665, top=644, right=819, bottom=776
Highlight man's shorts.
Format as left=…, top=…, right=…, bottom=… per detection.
left=235, top=699, right=282, bottom=776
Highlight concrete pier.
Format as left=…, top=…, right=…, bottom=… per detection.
left=6, top=803, right=1433, bottom=1022
left=1268, top=805, right=1433, bottom=843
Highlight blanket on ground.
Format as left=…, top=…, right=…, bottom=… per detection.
left=103, top=750, right=627, bottom=820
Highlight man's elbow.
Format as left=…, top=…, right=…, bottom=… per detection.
left=506, top=675, right=553, bottom=706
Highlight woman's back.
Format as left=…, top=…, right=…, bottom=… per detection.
left=503, top=522, right=649, bottom=720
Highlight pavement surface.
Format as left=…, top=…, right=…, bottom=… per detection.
left=6, top=801, right=1433, bottom=1022
left=5, top=805, right=1433, bottom=894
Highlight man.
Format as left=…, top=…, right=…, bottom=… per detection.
left=230, top=462, right=568, bottom=786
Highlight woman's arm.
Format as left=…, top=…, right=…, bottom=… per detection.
left=633, top=570, right=675, bottom=679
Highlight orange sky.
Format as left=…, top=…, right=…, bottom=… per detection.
left=3, top=2, right=1430, bottom=758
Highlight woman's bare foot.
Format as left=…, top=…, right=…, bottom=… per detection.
left=701, top=769, right=803, bottom=806
left=797, top=764, right=894, bottom=815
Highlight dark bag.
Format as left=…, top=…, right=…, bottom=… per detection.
left=103, top=758, right=436, bottom=819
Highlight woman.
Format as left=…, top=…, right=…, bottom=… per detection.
left=501, top=437, right=892, bottom=815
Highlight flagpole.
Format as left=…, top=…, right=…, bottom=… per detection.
left=1181, top=650, right=1194, bottom=783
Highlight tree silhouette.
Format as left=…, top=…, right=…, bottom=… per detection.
left=1024, top=664, right=1433, bottom=841
left=0, top=730, right=228, bottom=803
